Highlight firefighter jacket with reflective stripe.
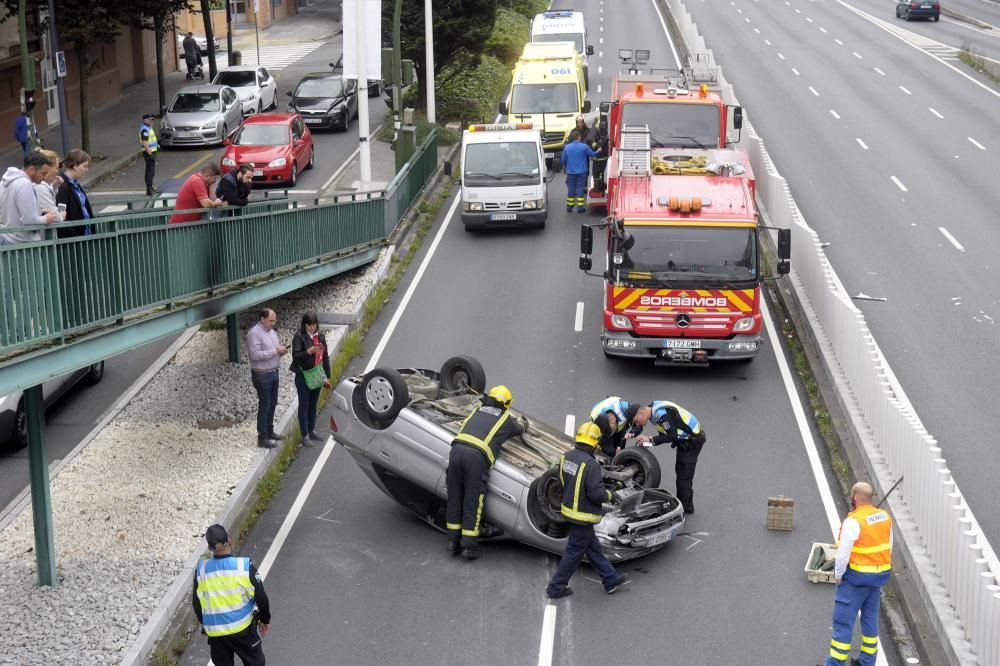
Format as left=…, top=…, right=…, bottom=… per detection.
left=842, top=505, right=892, bottom=573
left=590, top=397, right=636, bottom=433
left=195, top=556, right=256, bottom=637
left=453, top=399, right=523, bottom=466
left=559, top=444, right=612, bottom=525
left=650, top=400, right=702, bottom=446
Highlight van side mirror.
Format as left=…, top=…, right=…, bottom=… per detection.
left=732, top=106, right=743, bottom=130
left=443, top=161, right=452, bottom=177
left=498, top=101, right=508, bottom=116
left=777, top=260, right=790, bottom=276
left=586, top=45, right=594, bottom=56
left=599, top=101, right=610, bottom=114
left=579, top=225, right=593, bottom=271
left=582, top=100, right=592, bottom=113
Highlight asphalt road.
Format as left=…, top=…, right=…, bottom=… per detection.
left=179, top=2, right=909, bottom=664
left=684, top=0, right=1000, bottom=557
left=863, top=0, right=1000, bottom=62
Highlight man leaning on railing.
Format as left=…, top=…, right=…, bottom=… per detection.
left=169, top=163, right=225, bottom=225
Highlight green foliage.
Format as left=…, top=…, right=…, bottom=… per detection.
left=484, top=7, right=530, bottom=65
left=502, top=0, right=550, bottom=19
left=436, top=54, right=510, bottom=123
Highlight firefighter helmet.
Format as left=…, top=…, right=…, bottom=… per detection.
left=487, top=385, right=513, bottom=407
left=575, top=421, right=602, bottom=448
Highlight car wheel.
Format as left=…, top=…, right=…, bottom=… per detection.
left=306, top=148, right=314, bottom=170
left=439, top=356, right=487, bottom=393
left=612, top=448, right=661, bottom=488
left=255, top=100, right=262, bottom=115
left=289, top=162, right=297, bottom=186
left=932, top=14, right=939, bottom=21
left=83, top=361, right=105, bottom=386
left=904, top=9, right=911, bottom=20
left=11, top=399, right=28, bottom=450
left=895, top=6, right=900, bottom=18
left=354, top=368, right=409, bottom=428
left=534, top=467, right=568, bottom=524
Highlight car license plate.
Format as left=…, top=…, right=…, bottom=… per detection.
left=663, top=339, right=701, bottom=349
left=644, top=531, right=672, bottom=547
left=305, top=118, right=322, bottom=124
left=490, top=213, right=517, bottom=221
left=176, top=131, right=193, bottom=138
left=253, top=169, right=263, bottom=177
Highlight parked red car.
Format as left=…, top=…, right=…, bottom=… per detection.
left=221, top=113, right=314, bottom=186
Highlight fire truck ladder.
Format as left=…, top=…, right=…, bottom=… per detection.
left=618, top=124, right=652, bottom=176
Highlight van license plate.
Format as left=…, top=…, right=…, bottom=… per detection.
left=490, top=213, right=516, bottom=221
left=544, top=152, right=555, bottom=158
left=663, top=340, right=701, bottom=349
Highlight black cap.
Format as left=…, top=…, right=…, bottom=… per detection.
left=142, top=113, right=156, bottom=120
left=205, top=524, right=229, bottom=549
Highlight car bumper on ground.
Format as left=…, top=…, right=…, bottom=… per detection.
left=461, top=209, right=547, bottom=229
left=159, top=128, right=224, bottom=146
left=602, top=330, right=762, bottom=364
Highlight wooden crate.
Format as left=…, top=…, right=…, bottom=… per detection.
left=767, top=495, right=794, bottom=531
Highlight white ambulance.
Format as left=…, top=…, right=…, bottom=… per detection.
left=530, top=9, right=593, bottom=90
left=446, top=123, right=548, bottom=231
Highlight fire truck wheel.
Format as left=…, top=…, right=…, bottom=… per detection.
left=612, top=448, right=661, bottom=488
left=439, top=356, right=487, bottom=393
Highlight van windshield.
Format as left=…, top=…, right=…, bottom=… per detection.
left=532, top=33, right=584, bottom=53
left=510, top=83, right=579, bottom=114
left=621, top=102, right=721, bottom=149
left=464, top=141, right=541, bottom=185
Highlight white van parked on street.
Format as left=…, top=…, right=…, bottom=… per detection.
left=530, top=9, right=594, bottom=90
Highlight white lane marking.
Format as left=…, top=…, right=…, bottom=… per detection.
left=257, top=436, right=338, bottom=578
left=795, top=7, right=801, bottom=13
left=873, top=67, right=885, bottom=75
left=649, top=0, right=682, bottom=68
left=321, top=146, right=361, bottom=193
left=792, top=67, right=800, bottom=76
left=366, top=195, right=461, bottom=372
left=835, top=38, right=843, bottom=45
left=929, top=107, right=943, bottom=118
left=968, top=137, right=986, bottom=150
left=856, top=138, right=869, bottom=150
left=808, top=86, right=819, bottom=96
left=600, top=25, right=603, bottom=31
left=820, top=27, right=827, bottom=33
left=891, top=175, right=908, bottom=192
left=598, top=51, right=603, bottom=58
left=853, top=51, right=863, bottom=59
left=829, top=109, right=841, bottom=120
left=806, top=17, right=814, bottom=23
left=754, top=27, right=761, bottom=33
left=538, top=604, right=557, bottom=666
left=574, top=302, right=585, bottom=332
left=777, top=52, right=785, bottom=60
left=564, top=415, right=575, bottom=436
left=599, top=37, right=604, bottom=44
left=745, top=16, right=750, bottom=22
left=598, top=65, right=603, bottom=74
left=597, top=83, right=602, bottom=94
left=938, top=227, right=965, bottom=251
left=737, top=7, right=743, bottom=13
left=899, top=85, right=912, bottom=95
left=765, top=39, right=772, bottom=46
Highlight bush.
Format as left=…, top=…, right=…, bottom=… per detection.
left=436, top=54, right=511, bottom=123
left=485, top=8, right=531, bottom=65
left=504, top=0, right=550, bottom=19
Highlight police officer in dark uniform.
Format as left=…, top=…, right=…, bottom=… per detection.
left=590, top=396, right=651, bottom=458
left=446, top=385, right=525, bottom=560
left=545, top=422, right=631, bottom=599
left=634, top=400, right=705, bottom=514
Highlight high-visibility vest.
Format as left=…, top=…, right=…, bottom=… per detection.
left=651, top=400, right=701, bottom=439
left=843, top=505, right=892, bottom=573
left=454, top=404, right=510, bottom=466
left=195, top=556, right=256, bottom=637
left=590, top=397, right=629, bottom=432
left=558, top=448, right=610, bottom=525
left=140, top=123, right=158, bottom=152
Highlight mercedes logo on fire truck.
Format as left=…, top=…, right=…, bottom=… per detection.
left=675, top=313, right=691, bottom=328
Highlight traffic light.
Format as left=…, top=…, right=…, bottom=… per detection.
left=21, top=88, right=36, bottom=112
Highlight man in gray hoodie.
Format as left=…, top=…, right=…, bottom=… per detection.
left=0, top=151, right=59, bottom=245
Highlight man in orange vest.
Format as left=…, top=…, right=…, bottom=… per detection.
left=823, top=481, right=892, bottom=666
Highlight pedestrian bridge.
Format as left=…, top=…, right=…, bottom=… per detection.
left=0, top=131, right=439, bottom=396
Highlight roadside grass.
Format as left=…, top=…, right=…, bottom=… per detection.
left=959, top=43, right=1000, bottom=86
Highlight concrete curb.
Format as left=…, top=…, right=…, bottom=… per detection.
left=0, top=326, right=200, bottom=533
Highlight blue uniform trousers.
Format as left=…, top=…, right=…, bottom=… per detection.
left=546, top=524, right=620, bottom=596
left=565, top=172, right=587, bottom=210
left=824, top=568, right=888, bottom=665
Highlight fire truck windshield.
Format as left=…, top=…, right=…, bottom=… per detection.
left=464, top=142, right=541, bottom=185
left=532, top=33, right=585, bottom=54
left=619, top=226, right=757, bottom=284
left=620, top=102, right=720, bottom=149
left=510, top=83, right=580, bottom=114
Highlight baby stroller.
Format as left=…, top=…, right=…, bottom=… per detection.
left=185, top=52, right=204, bottom=80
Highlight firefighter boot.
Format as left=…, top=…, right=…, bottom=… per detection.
left=461, top=546, right=481, bottom=560
left=447, top=536, right=461, bottom=556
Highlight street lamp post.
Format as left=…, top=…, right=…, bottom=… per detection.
left=356, top=0, right=372, bottom=187
left=424, top=0, right=435, bottom=125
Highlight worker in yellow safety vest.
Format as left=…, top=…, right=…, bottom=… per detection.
left=823, top=482, right=892, bottom=666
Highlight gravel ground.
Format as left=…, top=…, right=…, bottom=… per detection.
left=0, top=247, right=391, bottom=665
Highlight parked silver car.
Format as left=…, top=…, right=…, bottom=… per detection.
left=0, top=362, right=104, bottom=449
left=330, top=357, right=686, bottom=561
left=158, top=85, right=244, bottom=147
left=212, top=66, right=279, bottom=116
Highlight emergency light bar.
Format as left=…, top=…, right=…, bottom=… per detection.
left=468, top=123, right=533, bottom=132
left=542, top=9, right=575, bottom=18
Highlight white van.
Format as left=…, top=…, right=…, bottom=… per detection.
left=530, top=9, right=593, bottom=89
left=448, top=123, right=548, bottom=231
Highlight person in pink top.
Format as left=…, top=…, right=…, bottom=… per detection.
left=169, top=163, right=224, bottom=224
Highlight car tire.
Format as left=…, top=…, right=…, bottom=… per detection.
left=10, top=398, right=28, bottom=450
left=83, top=361, right=105, bottom=386
left=904, top=9, right=911, bottom=20
left=255, top=100, right=262, bottom=115
left=306, top=148, right=314, bottom=170
left=354, top=368, right=409, bottom=428
left=289, top=162, right=297, bottom=187
left=534, top=467, right=568, bottom=524
left=932, top=14, right=939, bottom=21
left=613, top=448, right=661, bottom=488
left=439, top=356, right=487, bottom=393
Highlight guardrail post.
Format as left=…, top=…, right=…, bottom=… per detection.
left=227, top=313, right=240, bottom=363
left=26, top=384, right=57, bottom=586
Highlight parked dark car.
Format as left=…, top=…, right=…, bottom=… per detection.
left=896, top=0, right=940, bottom=21
left=286, top=73, right=359, bottom=131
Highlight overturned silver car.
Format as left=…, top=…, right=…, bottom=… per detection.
left=328, top=356, right=686, bottom=561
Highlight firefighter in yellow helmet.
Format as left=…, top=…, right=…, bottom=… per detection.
left=445, top=385, right=525, bottom=559
left=545, top=421, right=631, bottom=599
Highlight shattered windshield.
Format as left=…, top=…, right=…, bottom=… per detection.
left=620, top=102, right=720, bottom=149
left=619, top=226, right=757, bottom=283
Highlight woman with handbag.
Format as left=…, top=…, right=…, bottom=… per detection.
left=291, top=310, right=331, bottom=446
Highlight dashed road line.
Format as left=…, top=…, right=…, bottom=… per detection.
left=938, top=227, right=965, bottom=251
left=830, top=109, right=840, bottom=119
left=574, top=302, right=585, bottom=332
left=778, top=52, right=785, bottom=60
left=792, top=67, right=800, bottom=76
left=899, top=85, right=911, bottom=94
left=853, top=51, right=863, bottom=59
left=808, top=86, right=819, bottom=96
left=873, top=67, right=885, bottom=75
left=856, top=138, right=869, bottom=150
left=891, top=176, right=908, bottom=192
left=968, top=137, right=986, bottom=150
left=835, top=38, right=843, bottom=45
left=929, top=108, right=943, bottom=119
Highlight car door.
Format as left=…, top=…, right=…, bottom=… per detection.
left=257, top=67, right=275, bottom=108
left=223, top=88, right=241, bottom=131
left=345, top=79, right=358, bottom=120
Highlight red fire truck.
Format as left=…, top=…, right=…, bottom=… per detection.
left=578, top=126, right=790, bottom=366
left=587, top=51, right=743, bottom=209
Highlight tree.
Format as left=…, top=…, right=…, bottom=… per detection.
left=383, top=0, right=498, bottom=110
left=198, top=0, right=218, bottom=81
left=1, top=0, right=128, bottom=153
left=132, top=0, right=194, bottom=114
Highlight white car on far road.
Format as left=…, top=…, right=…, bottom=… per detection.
left=212, top=66, right=279, bottom=116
